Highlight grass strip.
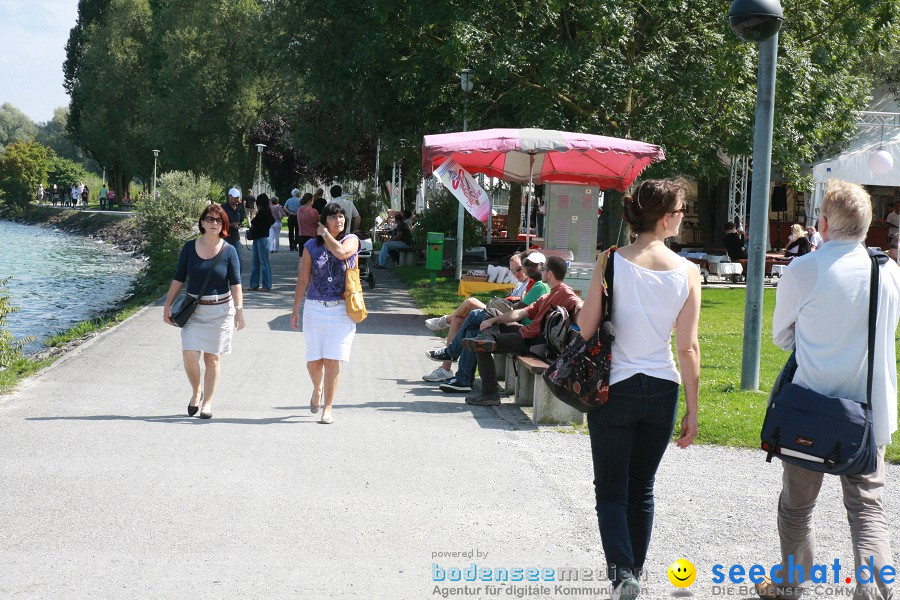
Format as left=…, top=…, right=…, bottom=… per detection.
left=393, top=266, right=900, bottom=462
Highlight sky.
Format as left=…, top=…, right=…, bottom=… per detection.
left=0, top=0, right=79, bottom=124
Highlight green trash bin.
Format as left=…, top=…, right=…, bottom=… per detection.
left=426, top=232, right=444, bottom=271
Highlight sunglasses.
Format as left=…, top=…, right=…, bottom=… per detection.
left=202, top=216, right=223, bottom=224
left=512, top=266, right=524, bottom=273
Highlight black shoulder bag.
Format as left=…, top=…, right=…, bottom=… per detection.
left=542, top=247, right=617, bottom=412
left=171, top=245, right=226, bottom=328
left=760, top=247, right=883, bottom=475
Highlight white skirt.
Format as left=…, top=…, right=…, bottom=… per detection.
left=303, top=299, right=356, bottom=361
left=181, top=296, right=235, bottom=355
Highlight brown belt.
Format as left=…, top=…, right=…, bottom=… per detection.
left=197, top=296, right=231, bottom=305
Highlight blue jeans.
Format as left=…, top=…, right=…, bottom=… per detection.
left=379, top=240, right=410, bottom=266
left=250, top=238, right=271, bottom=288
left=586, top=373, right=679, bottom=584
left=447, top=309, right=487, bottom=385
left=226, top=236, right=243, bottom=273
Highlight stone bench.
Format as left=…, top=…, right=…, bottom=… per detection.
left=389, top=247, right=417, bottom=266
left=516, top=355, right=585, bottom=426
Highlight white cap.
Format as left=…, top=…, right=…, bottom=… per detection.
left=228, top=187, right=241, bottom=198
left=524, top=251, right=546, bottom=264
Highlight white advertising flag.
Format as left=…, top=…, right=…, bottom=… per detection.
left=434, top=159, right=491, bottom=222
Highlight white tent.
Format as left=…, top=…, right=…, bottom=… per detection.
left=810, top=87, right=900, bottom=224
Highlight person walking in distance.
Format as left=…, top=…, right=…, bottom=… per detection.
left=244, top=188, right=257, bottom=223
left=296, top=192, right=319, bottom=256
left=284, top=188, right=302, bottom=252
left=327, top=185, right=361, bottom=232
left=221, top=188, right=246, bottom=273
left=312, top=187, right=327, bottom=214
left=248, top=194, right=275, bottom=291
left=269, top=196, right=285, bottom=253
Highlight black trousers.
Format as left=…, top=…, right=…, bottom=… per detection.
left=474, top=325, right=530, bottom=394
left=286, top=214, right=299, bottom=250
left=297, top=235, right=313, bottom=256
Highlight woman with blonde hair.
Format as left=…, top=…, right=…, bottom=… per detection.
left=163, top=204, right=245, bottom=419
left=290, top=202, right=361, bottom=424
left=577, top=179, right=700, bottom=600
left=784, top=223, right=810, bottom=257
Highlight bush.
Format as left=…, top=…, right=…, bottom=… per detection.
left=45, top=154, right=88, bottom=193
left=351, top=180, right=387, bottom=234
left=412, top=189, right=485, bottom=249
left=0, top=277, right=34, bottom=368
left=135, top=170, right=212, bottom=277
left=0, top=141, right=51, bottom=211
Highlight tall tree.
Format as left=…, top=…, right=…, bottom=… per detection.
left=64, top=0, right=153, bottom=198
left=0, top=104, right=37, bottom=153
left=63, top=0, right=111, bottom=157
left=147, top=0, right=294, bottom=191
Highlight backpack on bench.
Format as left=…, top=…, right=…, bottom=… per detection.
left=531, top=305, right=577, bottom=361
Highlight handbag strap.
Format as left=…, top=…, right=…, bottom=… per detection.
left=602, top=247, right=617, bottom=321
left=864, top=246, right=883, bottom=412
left=196, top=243, right=226, bottom=298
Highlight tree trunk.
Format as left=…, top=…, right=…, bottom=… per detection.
left=239, top=142, right=256, bottom=195
left=109, top=166, right=131, bottom=203
left=507, top=182, right=522, bottom=238
left=600, top=190, right=626, bottom=249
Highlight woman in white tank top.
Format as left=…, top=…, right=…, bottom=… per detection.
left=577, top=179, right=701, bottom=600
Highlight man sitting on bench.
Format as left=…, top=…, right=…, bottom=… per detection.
left=425, top=251, right=550, bottom=393
left=461, top=256, right=581, bottom=406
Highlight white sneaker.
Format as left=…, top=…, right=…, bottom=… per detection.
left=422, top=367, right=454, bottom=382
left=425, top=315, right=450, bottom=332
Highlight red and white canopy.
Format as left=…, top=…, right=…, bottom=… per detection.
left=422, top=127, right=665, bottom=191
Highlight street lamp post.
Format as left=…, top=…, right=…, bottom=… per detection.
left=151, top=150, right=160, bottom=200
left=455, top=68, right=474, bottom=281
left=729, top=0, right=783, bottom=390
left=255, top=143, right=266, bottom=197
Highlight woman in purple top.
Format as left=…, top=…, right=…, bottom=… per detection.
left=290, top=202, right=360, bottom=424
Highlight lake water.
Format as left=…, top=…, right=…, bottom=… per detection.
left=0, top=220, right=144, bottom=353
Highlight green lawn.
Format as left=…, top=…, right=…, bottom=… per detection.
left=393, top=266, right=900, bottom=463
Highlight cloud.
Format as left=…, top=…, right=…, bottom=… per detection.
left=0, top=1, right=79, bottom=123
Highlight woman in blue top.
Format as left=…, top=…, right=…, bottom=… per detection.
left=290, top=202, right=360, bottom=424
left=164, top=204, right=244, bottom=419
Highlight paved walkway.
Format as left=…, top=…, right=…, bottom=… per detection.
left=0, top=237, right=897, bottom=599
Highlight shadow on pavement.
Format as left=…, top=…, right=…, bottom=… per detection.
left=27, top=414, right=318, bottom=425
left=273, top=400, right=537, bottom=431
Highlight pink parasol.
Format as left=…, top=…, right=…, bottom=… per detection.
left=422, top=127, right=665, bottom=191
left=422, top=127, right=665, bottom=253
